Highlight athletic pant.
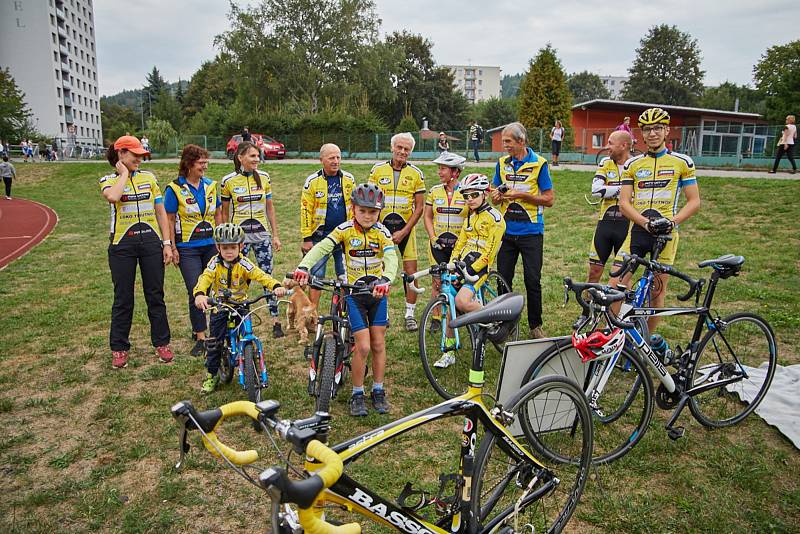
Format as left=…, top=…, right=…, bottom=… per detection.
left=108, top=241, right=170, bottom=351
left=496, top=234, right=544, bottom=329
left=772, top=144, right=796, bottom=172
left=3, top=177, right=11, bottom=197
left=177, top=244, right=217, bottom=334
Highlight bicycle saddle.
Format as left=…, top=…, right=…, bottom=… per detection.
left=698, top=255, right=744, bottom=269
left=449, top=293, right=524, bottom=329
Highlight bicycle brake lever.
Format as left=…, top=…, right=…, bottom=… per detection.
left=175, top=426, right=189, bottom=470
left=563, top=284, right=569, bottom=307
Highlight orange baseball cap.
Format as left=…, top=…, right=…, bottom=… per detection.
left=114, top=135, right=150, bottom=156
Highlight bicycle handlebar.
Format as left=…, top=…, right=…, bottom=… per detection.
left=287, top=273, right=378, bottom=296
left=208, top=289, right=279, bottom=309
left=563, top=278, right=635, bottom=329
left=171, top=400, right=261, bottom=465
left=609, top=254, right=702, bottom=302
left=403, top=261, right=479, bottom=289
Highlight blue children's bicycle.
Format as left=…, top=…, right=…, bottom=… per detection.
left=405, top=262, right=518, bottom=399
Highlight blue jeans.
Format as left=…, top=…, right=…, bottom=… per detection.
left=309, top=241, right=345, bottom=279
left=177, top=244, right=217, bottom=334
left=243, top=238, right=279, bottom=318
left=471, top=140, right=480, bottom=162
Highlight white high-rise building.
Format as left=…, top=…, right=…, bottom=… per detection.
left=445, top=65, right=501, bottom=104
left=599, top=76, right=629, bottom=99
left=0, top=0, right=102, bottom=146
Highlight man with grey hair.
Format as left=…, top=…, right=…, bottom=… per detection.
left=369, top=132, right=426, bottom=331
left=490, top=122, right=554, bottom=339
left=300, top=143, right=355, bottom=308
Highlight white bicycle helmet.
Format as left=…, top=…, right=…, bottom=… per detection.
left=459, top=173, right=490, bottom=192
left=432, top=151, right=466, bottom=170
left=213, top=223, right=245, bottom=244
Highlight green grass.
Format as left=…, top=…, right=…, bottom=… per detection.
left=0, top=161, right=798, bottom=533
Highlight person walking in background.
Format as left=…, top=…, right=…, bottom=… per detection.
left=549, top=120, right=565, bottom=166
left=490, top=122, right=554, bottom=339
left=616, top=116, right=636, bottom=145
left=468, top=120, right=484, bottom=162
left=20, top=140, right=28, bottom=163
left=241, top=126, right=252, bottom=143
left=99, top=136, right=174, bottom=369
left=769, top=114, right=797, bottom=174
left=165, top=144, right=223, bottom=358
left=140, top=136, right=151, bottom=161
left=437, top=132, right=450, bottom=153
left=0, top=156, right=16, bottom=199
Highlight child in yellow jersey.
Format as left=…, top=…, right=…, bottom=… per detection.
left=292, top=183, right=399, bottom=417
left=193, top=223, right=286, bottom=394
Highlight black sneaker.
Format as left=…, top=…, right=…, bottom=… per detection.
left=430, top=318, right=442, bottom=333
left=190, top=339, right=206, bottom=357
left=273, top=323, right=285, bottom=339
left=350, top=393, right=368, bottom=417
left=370, top=389, right=390, bottom=414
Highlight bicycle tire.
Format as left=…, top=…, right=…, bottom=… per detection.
left=419, top=296, right=476, bottom=400
left=595, top=148, right=610, bottom=166
left=218, top=340, right=234, bottom=384
left=688, top=312, right=777, bottom=428
left=523, top=339, right=653, bottom=464
left=243, top=343, right=261, bottom=404
left=471, top=375, right=592, bottom=533
left=315, top=335, right=338, bottom=413
left=482, top=270, right=520, bottom=347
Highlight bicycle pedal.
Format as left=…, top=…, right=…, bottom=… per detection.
left=667, top=426, right=685, bottom=441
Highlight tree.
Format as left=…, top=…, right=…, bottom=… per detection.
left=100, top=100, right=139, bottom=144
left=0, top=68, right=33, bottom=141
left=145, top=118, right=177, bottom=154
left=567, top=71, right=611, bottom=104
left=143, top=66, right=168, bottom=117
left=471, top=97, right=517, bottom=129
left=501, top=73, right=523, bottom=99
left=700, top=82, right=765, bottom=115
left=151, top=88, right=182, bottom=132
left=396, top=113, right=419, bottom=132
left=622, top=25, right=705, bottom=106
left=181, top=58, right=237, bottom=119
left=753, top=40, right=800, bottom=123
left=517, top=45, right=572, bottom=131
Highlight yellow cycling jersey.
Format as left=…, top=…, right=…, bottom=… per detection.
left=495, top=153, right=548, bottom=225
left=621, top=149, right=697, bottom=221
left=99, top=170, right=163, bottom=245
left=595, top=157, right=626, bottom=221
left=165, top=177, right=219, bottom=243
left=193, top=253, right=281, bottom=301
left=451, top=204, right=506, bottom=274
left=220, top=170, right=272, bottom=235
left=300, top=169, right=355, bottom=241
left=299, top=220, right=400, bottom=285
left=368, top=161, right=425, bottom=233
left=425, top=184, right=468, bottom=248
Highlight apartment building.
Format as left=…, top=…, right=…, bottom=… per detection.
left=445, top=65, right=501, bottom=104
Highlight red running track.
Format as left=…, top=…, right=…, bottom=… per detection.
left=0, top=198, right=59, bottom=270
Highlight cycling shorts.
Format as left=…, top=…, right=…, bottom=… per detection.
left=346, top=294, right=389, bottom=332
left=428, top=244, right=454, bottom=266
left=589, top=220, right=629, bottom=266
left=614, top=228, right=679, bottom=267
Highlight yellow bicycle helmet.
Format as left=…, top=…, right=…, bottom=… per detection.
left=638, top=107, right=671, bottom=126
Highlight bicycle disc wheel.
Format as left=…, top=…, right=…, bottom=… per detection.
left=315, top=334, right=337, bottom=413
left=471, top=375, right=592, bottom=533
left=419, top=296, right=475, bottom=400
left=688, top=312, right=777, bottom=428
left=523, top=339, right=653, bottom=464
left=243, top=343, right=261, bottom=404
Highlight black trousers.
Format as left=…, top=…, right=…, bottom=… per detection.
left=3, top=177, right=11, bottom=197
left=108, top=241, right=171, bottom=351
left=206, top=310, right=229, bottom=375
left=772, top=144, right=796, bottom=172
left=177, top=244, right=216, bottom=334
left=497, top=233, right=544, bottom=329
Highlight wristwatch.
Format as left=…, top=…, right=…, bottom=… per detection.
left=162, top=239, right=173, bottom=246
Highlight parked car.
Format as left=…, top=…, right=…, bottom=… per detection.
left=226, top=134, right=286, bottom=160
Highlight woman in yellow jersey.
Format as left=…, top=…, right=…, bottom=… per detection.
left=164, top=144, right=223, bottom=357
left=99, top=136, right=174, bottom=369
left=221, top=142, right=285, bottom=338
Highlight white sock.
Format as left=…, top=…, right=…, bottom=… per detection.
left=405, top=303, right=416, bottom=318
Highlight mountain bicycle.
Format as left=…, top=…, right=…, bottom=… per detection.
left=206, top=289, right=283, bottom=405
left=405, top=262, right=519, bottom=400
left=172, top=292, right=594, bottom=533
left=299, top=275, right=375, bottom=414
left=524, top=254, right=777, bottom=464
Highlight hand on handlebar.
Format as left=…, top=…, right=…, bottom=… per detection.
left=292, top=268, right=310, bottom=286
left=371, top=277, right=391, bottom=298
left=646, top=216, right=674, bottom=235
left=195, top=294, right=210, bottom=311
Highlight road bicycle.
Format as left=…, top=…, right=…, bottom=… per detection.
left=405, top=262, right=519, bottom=400
left=206, top=289, right=282, bottom=405
left=172, top=292, right=594, bottom=533
left=524, top=253, right=777, bottom=464
left=300, top=275, right=375, bottom=414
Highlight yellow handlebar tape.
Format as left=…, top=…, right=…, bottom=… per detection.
left=200, top=400, right=261, bottom=466
left=299, top=440, right=361, bottom=534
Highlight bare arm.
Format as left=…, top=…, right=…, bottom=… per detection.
left=265, top=198, right=281, bottom=251
left=423, top=204, right=436, bottom=240
left=101, top=162, right=130, bottom=203
left=155, top=203, right=174, bottom=264
left=220, top=200, right=230, bottom=222
left=673, top=183, right=701, bottom=225
left=618, top=184, right=647, bottom=228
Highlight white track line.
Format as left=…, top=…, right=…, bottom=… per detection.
left=0, top=200, right=58, bottom=268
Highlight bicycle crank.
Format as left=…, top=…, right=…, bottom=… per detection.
left=655, top=374, right=681, bottom=409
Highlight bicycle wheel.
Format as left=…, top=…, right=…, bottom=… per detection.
left=315, top=334, right=338, bottom=413
left=471, top=375, right=592, bottom=533
left=523, top=339, right=653, bottom=464
left=595, top=148, right=610, bottom=165
left=482, top=271, right=520, bottom=345
left=419, top=296, right=475, bottom=400
left=688, top=312, right=777, bottom=428
left=243, top=343, right=261, bottom=404
left=218, top=341, right=234, bottom=384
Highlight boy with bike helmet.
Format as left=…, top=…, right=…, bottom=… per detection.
left=434, top=173, right=505, bottom=369
left=193, top=223, right=287, bottom=394
left=611, top=107, right=701, bottom=332
left=292, top=183, right=400, bottom=416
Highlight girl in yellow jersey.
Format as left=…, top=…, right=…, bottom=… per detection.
left=221, top=142, right=285, bottom=338
left=99, top=136, right=174, bottom=369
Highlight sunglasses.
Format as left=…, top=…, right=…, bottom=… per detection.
left=461, top=191, right=482, bottom=200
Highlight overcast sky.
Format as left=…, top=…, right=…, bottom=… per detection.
left=96, top=0, right=799, bottom=97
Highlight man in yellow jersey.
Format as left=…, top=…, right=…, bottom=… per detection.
left=611, top=107, right=701, bottom=333
left=490, top=122, right=554, bottom=339
left=368, top=132, right=426, bottom=331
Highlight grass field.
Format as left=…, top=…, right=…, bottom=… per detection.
left=1, top=161, right=798, bottom=533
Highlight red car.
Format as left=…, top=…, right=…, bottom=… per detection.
left=226, top=134, right=286, bottom=160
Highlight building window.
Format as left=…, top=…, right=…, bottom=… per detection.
left=60, top=124, right=65, bottom=133
left=57, top=87, right=61, bottom=97
left=51, top=14, right=55, bottom=25
left=59, top=105, right=63, bottom=116
left=592, top=133, right=605, bottom=148
left=52, top=33, right=57, bottom=43
left=55, top=69, right=60, bottom=80
left=54, top=51, right=58, bottom=62
left=479, top=69, right=483, bottom=75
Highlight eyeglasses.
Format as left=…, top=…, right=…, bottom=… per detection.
left=642, top=125, right=666, bottom=134
left=461, top=191, right=482, bottom=200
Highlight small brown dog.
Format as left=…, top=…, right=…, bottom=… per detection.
left=284, top=278, right=318, bottom=344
